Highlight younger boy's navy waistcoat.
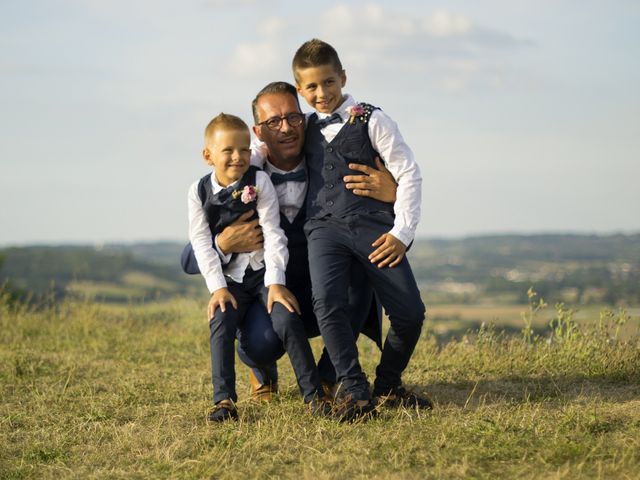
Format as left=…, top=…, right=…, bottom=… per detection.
left=303, top=103, right=395, bottom=220
left=197, top=166, right=260, bottom=238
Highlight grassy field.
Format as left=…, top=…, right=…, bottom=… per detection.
left=1, top=292, right=640, bottom=479
left=427, top=303, right=640, bottom=341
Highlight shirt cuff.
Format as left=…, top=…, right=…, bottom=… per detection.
left=389, top=226, right=413, bottom=248
left=263, top=268, right=286, bottom=287
left=205, top=274, right=228, bottom=294
left=214, top=235, right=233, bottom=265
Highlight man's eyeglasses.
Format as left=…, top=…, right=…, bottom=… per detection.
left=257, top=113, right=305, bottom=131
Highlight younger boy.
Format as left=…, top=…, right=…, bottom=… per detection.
left=292, top=39, right=432, bottom=420
left=188, top=113, right=329, bottom=422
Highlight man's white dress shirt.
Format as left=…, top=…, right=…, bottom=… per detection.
left=262, top=159, right=307, bottom=223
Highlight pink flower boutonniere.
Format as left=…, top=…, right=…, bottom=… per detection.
left=232, top=185, right=258, bottom=204
left=347, top=104, right=365, bottom=124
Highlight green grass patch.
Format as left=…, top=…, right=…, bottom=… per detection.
left=1, top=292, right=639, bottom=479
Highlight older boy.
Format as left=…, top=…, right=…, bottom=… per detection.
left=188, top=113, right=329, bottom=421
left=292, top=39, right=431, bottom=420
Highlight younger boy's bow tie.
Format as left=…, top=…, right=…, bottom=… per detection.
left=316, top=112, right=343, bottom=129
left=270, top=170, right=306, bottom=186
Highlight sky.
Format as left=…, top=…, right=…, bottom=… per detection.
left=1, top=0, right=639, bottom=245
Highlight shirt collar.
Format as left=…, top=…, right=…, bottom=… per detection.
left=316, top=94, right=356, bottom=122
left=210, top=172, right=240, bottom=194
left=264, top=158, right=306, bottom=175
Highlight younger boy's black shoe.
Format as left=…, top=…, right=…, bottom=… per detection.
left=207, top=399, right=238, bottom=423
left=373, top=386, right=434, bottom=409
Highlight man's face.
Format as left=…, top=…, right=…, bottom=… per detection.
left=295, top=63, right=346, bottom=114
left=253, top=92, right=305, bottom=170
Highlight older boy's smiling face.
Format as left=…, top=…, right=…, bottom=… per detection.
left=295, top=64, right=346, bottom=114
left=203, top=128, right=251, bottom=187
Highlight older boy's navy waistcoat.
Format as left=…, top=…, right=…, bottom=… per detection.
left=197, top=166, right=260, bottom=237
left=303, top=104, right=395, bottom=220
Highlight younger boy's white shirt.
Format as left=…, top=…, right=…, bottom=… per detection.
left=316, top=94, right=422, bottom=247
left=187, top=170, right=288, bottom=293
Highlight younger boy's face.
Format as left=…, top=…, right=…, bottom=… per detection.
left=202, top=128, right=251, bottom=187
left=295, top=63, right=346, bottom=114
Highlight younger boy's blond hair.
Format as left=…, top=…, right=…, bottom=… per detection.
left=204, top=113, right=249, bottom=144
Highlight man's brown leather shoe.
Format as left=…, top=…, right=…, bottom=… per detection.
left=249, top=369, right=277, bottom=402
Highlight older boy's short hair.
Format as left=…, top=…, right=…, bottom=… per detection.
left=204, top=113, right=249, bottom=143
left=292, top=39, right=343, bottom=81
left=251, top=81, right=300, bottom=124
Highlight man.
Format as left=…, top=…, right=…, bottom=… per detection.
left=182, top=81, right=398, bottom=402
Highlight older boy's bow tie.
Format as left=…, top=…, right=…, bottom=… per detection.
left=270, top=170, right=306, bottom=186
left=316, top=112, right=343, bottom=129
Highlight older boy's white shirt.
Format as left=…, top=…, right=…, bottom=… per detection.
left=316, top=94, right=422, bottom=247
left=187, top=170, right=288, bottom=293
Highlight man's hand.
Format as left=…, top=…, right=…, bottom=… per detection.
left=344, top=157, right=397, bottom=203
left=208, top=287, right=238, bottom=319
left=217, top=210, right=263, bottom=255
left=267, top=284, right=301, bottom=315
left=368, top=233, right=407, bottom=268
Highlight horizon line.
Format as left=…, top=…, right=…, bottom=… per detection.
left=2, top=229, right=639, bottom=249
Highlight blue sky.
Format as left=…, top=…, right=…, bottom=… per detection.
left=1, top=0, right=639, bottom=244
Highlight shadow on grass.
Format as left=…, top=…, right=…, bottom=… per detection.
left=417, top=375, right=640, bottom=408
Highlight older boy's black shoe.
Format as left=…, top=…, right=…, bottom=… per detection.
left=207, top=399, right=238, bottom=422
left=308, top=395, right=333, bottom=417
left=320, top=380, right=338, bottom=399
left=373, top=386, right=433, bottom=409
left=331, top=394, right=378, bottom=423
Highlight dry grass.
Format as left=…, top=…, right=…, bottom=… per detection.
left=1, top=293, right=639, bottom=479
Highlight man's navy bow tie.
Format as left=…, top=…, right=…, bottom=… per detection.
left=270, top=170, right=306, bottom=186
left=316, top=112, right=343, bottom=129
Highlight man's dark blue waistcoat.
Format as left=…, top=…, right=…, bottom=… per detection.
left=279, top=198, right=308, bottom=288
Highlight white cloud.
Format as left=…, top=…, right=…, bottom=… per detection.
left=323, top=4, right=354, bottom=31
left=202, top=0, right=258, bottom=6
left=258, top=16, right=286, bottom=37
left=322, top=3, right=415, bottom=41
left=220, top=3, right=529, bottom=91
left=314, top=3, right=532, bottom=92
left=423, top=9, right=472, bottom=37
left=229, top=42, right=280, bottom=76
left=226, top=15, right=289, bottom=77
